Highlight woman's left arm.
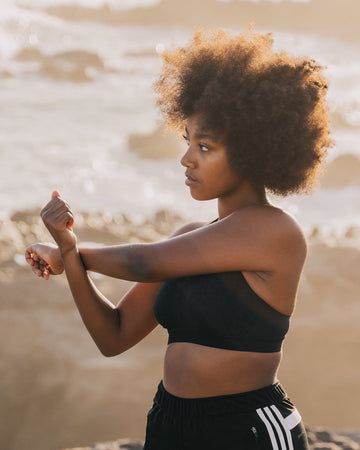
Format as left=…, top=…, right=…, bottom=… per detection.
left=41, top=193, right=305, bottom=282
left=80, top=207, right=305, bottom=282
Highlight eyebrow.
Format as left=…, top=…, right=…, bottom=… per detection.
left=185, top=126, right=218, bottom=141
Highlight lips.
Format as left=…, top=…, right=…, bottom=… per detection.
left=185, top=172, right=200, bottom=186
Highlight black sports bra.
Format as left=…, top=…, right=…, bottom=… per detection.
left=153, top=271, right=290, bottom=353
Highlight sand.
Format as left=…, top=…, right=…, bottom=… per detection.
left=0, top=209, right=359, bottom=450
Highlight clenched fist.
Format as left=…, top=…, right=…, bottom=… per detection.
left=25, top=242, right=64, bottom=280
left=40, top=190, right=77, bottom=256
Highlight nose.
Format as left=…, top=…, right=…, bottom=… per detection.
left=180, top=145, right=196, bottom=168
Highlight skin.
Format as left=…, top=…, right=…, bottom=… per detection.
left=25, top=113, right=307, bottom=398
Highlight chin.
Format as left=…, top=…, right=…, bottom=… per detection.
left=189, top=189, right=215, bottom=202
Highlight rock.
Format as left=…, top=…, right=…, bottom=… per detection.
left=60, top=427, right=360, bottom=449
left=306, top=426, right=360, bottom=449
left=61, top=438, right=144, bottom=449
left=345, top=226, right=360, bottom=240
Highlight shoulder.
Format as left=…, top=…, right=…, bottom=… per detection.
left=227, top=205, right=307, bottom=256
left=230, top=204, right=303, bottom=232
left=170, top=221, right=207, bottom=238
left=236, top=205, right=307, bottom=256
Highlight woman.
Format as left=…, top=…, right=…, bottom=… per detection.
left=25, top=29, right=332, bottom=449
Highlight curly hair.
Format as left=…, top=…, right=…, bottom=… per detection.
left=153, top=28, right=333, bottom=196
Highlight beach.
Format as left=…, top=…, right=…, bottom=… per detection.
left=1, top=210, right=360, bottom=450
left=1, top=0, right=360, bottom=449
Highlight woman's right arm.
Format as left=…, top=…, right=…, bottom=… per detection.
left=25, top=222, right=203, bottom=356
left=61, top=246, right=161, bottom=357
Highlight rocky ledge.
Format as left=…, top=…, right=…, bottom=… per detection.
left=306, top=427, right=360, bottom=449
left=61, top=438, right=144, bottom=450
left=61, top=427, right=360, bottom=449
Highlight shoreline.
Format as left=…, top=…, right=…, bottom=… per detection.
left=1, top=207, right=360, bottom=269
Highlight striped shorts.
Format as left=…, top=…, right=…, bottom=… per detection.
left=144, top=380, right=309, bottom=450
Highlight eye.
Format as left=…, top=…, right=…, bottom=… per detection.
left=199, top=143, right=209, bottom=152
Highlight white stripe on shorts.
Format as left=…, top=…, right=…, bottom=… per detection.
left=283, top=407, right=302, bottom=430
left=264, top=406, right=287, bottom=449
left=256, top=407, right=280, bottom=449
left=256, top=405, right=302, bottom=450
left=271, top=406, right=302, bottom=450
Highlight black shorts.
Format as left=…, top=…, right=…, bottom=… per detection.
left=144, top=381, right=309, bottom=450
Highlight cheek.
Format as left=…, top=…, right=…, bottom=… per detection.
left=215, top=169, right=243, bottom=197
left=226, top=170, right=243, bottom=187
left=215, top=163, right=241, bottom=187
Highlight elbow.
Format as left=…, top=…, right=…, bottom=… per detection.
left=97, top=309, right=126, bottom=357
left=100, top=348, right=119, bottom=358
left=98, top=344, right=124, bottom=358
left=96, top=341, right=116, bottom=357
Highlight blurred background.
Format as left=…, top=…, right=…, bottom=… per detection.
left=1, top=1, right=359, bottom=449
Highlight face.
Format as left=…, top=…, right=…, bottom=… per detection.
left=181, top=114, right=243, bottom=201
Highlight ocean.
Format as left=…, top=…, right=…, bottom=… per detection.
left=1, top=0, right=360, bottom=231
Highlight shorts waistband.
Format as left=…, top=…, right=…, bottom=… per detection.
left=154, top=381, right=288, bottom=417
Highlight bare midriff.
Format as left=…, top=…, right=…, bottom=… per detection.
left=163, top=342, right=282, bottom=398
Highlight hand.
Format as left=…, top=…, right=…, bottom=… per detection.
left=25, top=242, right=64, bottom=280
left=40, top=191, right=77, bottom=256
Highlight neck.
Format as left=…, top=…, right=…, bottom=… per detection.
left=217, top=181, right=268, bottom=219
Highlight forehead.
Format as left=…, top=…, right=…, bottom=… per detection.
left=185, top=114, right=219, bottom=141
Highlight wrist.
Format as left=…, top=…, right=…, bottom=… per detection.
left=60, top=244, right=78, bottom=259
left=47, top=243, right=65, bottom=274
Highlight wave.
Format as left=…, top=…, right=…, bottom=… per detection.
left=331, top=109, right=359, bottom=130
left=19, top=0, right=360, bottom=43
left=12, top=47, right=119, bottom=82
left=17, top=0, right=160, bottom=11
left=330, top=102, right=360, bottom=129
